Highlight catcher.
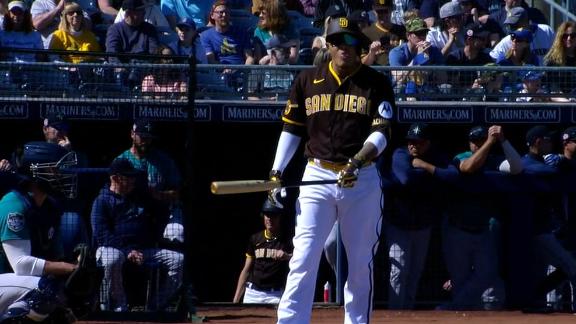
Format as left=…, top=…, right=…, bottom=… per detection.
left=0, top=142, right=102, bottom=323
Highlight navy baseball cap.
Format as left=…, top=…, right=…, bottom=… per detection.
left=562, top=126, right=576, bottom=142
left=325, top=4, right=346, bottom=18
left=526, top=125, right=553, bottom=146
left=176, top=18, right=196, bottom=30
left=469, top=125, right=488, bottom=142
left=504, top=7, right=528, bottom=25
left=43, top=113, right=69, bottom=132
left=121, top=0, right=145, bottom=11
left=109, top=158, right=139, bottom=177
left=132, top=119, right=156, bottom=138
left=406, top=123, right=432, bottom=141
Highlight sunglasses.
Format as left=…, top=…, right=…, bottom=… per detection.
left=412, top=30, right=428, bottom=37
left=66, top=10, right=82, bottom=15
left=329, top=34, right=360, bottom=47
left=563, top=32, right=576, bottom=39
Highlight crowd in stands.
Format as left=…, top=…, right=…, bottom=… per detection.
left=0, top=0, right=572, bottom=100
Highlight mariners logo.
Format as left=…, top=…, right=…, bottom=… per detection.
left=339, top=18, right=348, bottom=28
left=7, top=212, right=25, bottom=232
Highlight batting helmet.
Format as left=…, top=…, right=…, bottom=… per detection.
left=325, top=17, right=371, bottom=50
left=261, top=199, right=284, bottom=216
left=21, top=141, right=78, bottom=198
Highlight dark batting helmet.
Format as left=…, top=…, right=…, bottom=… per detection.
left=21, top=141, right=78, bottom=198
left=261, top=198, right=284, bottom=216
left=325, top=17, right=371, bottom=50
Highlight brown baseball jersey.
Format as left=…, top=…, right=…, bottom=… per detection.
left=282, top=61, right=396, bottom=162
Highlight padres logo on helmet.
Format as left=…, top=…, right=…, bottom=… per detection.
left=338, top=17, right=348, bottom=28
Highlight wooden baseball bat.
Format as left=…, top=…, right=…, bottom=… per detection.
left=210, top=179, right=338, bottom=195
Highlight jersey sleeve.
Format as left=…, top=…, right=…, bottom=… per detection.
left=0, top=200, right=30, bottom=243
left=281, top=70, right=307, bottom=136
left=370, top=73, right=396, bottom=135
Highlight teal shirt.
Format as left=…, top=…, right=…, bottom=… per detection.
left=0, top=191, right=31, bottom=273
left=116, top=149, right=181, bottom=191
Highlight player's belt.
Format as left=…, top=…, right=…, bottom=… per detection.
left=308, top=158, right=348, bottom=173
left=246, top=282, right=282, bottom=293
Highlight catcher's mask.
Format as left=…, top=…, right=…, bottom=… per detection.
left=21, top=141, right=78, bottom=199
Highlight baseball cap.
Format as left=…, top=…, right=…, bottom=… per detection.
left=405, top=17, right=429, bottom=33
left=504, top=7, right=528, bottom=25
left=439, top=1, right=463, bottom=19
left=521, top=70, right=543, bottom=81
left=8, top=0, right=26, bottom=11
left=266, top=34, right=296, bottom=50
left=373, top=0, right=391, bottom=9
left=349, top=10, right=370, bottom=24
left=465, top=23, right=490, bottom=38
left=109, top=158, right=140, bottom=177
left=325, top=17, right=371, bottom=49
left=406, top=123, right=432, bottom=141
left=562, top=126, right=576, bottom=142
left=325, top=4, right=346, bottom=18
left=176, top=18, right=196, bottom=30
left=510, top=29, right=533, bottom=42
left=121, top=0, right=145, bottom=10
left=43, top=113, right=69, bottom=132
left=132, top=119, right=156, bottom=138
left=526, top=125, right=553, bottom=146
left=468, top=125, right=488, bottom=142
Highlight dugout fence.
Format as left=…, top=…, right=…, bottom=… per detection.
left=0, top=56, right=575, bottom=317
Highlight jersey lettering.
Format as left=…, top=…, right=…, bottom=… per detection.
left=254, top=247, right=285, bottom=259
left=305, top=94, right=369, bottom=116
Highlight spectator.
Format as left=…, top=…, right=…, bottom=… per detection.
left=116, top=119, right=185, bottom=245
left=515, top=70, right=547, bottom=102
left=298, top=0, right=318, bottom=17
left=91, top=158, right=184, bottom=312
left=0, top=143, right=80, bottom=323
left=386, top=123, right=458, bottom=309
left=418, top=0, right=439, bottom=28
left=114, top=0, right=170, bottom=32
left=312, top=0, right=371, bottom=28
left=543, top=21, right=576, bottom=96
left=389, top=0, right=419, bottom=26
left=426, top=1, right=466, bottom=57
left=253, top=0, right=299, bottom=65
left=361, top=0, right=405, bottom=66
left=105, top=0, right=159, bottom=64
left=459, top=0, right=503, bottom=48
left=200, top=0, right=254, bottom=65
left=489, top=7, right=554, bottom=63
left=142, top=44, right=188, bottom=99
left=389, top=17, right=445, bottom=98
left=98, top=0, right=122, bottom=23
left=160, top=0, right=209, bottom=30
left=439, top=125, right=521, bottom=310
left=0, top=1, right=45, bottom=62
left=49, top=2, right=101, bottom=63
left=349, top=9, right=370, bottom=30
left=252, top=0, right=305, bottom=16
left=174, top=18, right=206, bottom=64
left=490, top=0, right=547, bottom=31
left=232, top=199, right=292, bottom=304
left=467, top=63, right=507, bottom=101
left=496, top=29, right=539, bottom=66
left=31, top=0, right=91, bottom=49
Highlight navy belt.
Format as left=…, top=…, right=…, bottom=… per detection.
left=246, top=282, right=282, bottom=293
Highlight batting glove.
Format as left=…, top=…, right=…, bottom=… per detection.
left=268, top=170, right=285, bottom=208
left=337, top=159, right=361, bottom=188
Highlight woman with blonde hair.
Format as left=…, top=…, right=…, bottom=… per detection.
left=254, top=0, right=299, bottom=64
left=49, top=1, right=101, bottom=63
left=543, top=21, right=575, bottom=96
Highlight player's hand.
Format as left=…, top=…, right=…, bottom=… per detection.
left=337, top=159, right=361, bottom=188
left=0, top=159, right=13, bottom=172
left=127, top=250, right=144, bottom=265
left=488, top=125, right=504, bottom=143
left=58, top=135, right=72, bottom=150
left=268, top=170, right=284, bottom=208
left=416, top=41, right=431, bottom=54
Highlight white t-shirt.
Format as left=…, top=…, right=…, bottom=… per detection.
left=489, top=24, right=555, bottom=63
left=426, top=27, right=466, bottom=57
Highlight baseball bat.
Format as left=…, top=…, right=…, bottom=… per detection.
left=211, top=179, right=338, bottom=195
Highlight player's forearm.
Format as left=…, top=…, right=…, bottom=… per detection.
left=459, top=143, right=492, bottom=173
left=272, top=131, right=301, bottom=173
left=43, top=260, right=77, bottom=276
left=501, top=140, right=523, bottom=174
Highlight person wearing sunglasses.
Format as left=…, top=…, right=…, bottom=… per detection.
left=270, top=16, right=396, bottom=324
left=543, top=21, right=576, bottom=97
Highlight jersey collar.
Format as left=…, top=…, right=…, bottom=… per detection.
left=328, top=61, right=362, bottom=86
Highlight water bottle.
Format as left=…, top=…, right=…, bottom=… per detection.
left=502, top=86, right=512, bottom=102
left=323, top=281, right=331, bottom=303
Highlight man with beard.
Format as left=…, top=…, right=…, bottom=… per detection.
left=115, top=119, right=184, bottom=245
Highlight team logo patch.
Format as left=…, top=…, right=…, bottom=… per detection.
left=378, top=101, right=393, bottom=119
left=7, top=212, right=25, bottom=232
left=339, top=18, right=348, bottom=28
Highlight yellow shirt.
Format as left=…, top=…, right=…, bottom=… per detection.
left=49, top=29, right=101, bottom=63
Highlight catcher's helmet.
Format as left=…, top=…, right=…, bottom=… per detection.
left=325, top=17, right=370, bottom=50
left=21, top=141, right=78, bottom=199
left=262, top=199, right=284, bottom=216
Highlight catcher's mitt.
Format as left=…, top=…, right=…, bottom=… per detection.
left=64, top=244, right=103, bottom=318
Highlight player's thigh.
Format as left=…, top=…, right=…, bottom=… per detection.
left=96, top=246, right=126, bottom=268
left=0, top=274, right=40, bottom=312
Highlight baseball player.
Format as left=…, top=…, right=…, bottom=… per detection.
left=269, top=17, right=396, bottom=323
left=0, top=142, right=80, bottom=323
left=440, top=125, right=522, bottom=310
left=233, top=199, right=293, bottom=304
